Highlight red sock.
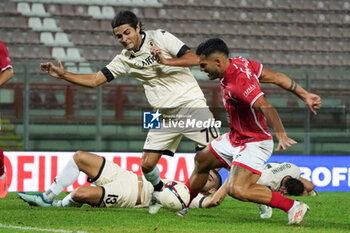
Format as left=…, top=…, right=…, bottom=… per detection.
left=0, top=148, right=4, bottom=177
left=185, top=180, right=199, bottom=206
left=268, top=191, right=295, bottom=212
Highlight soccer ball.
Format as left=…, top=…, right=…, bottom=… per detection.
left=158, top=181, right=190, bottom=211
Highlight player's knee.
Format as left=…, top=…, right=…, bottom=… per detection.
left=71, top=187, right=88, bottom=202
left=194, top=151, right=211, bottom=172
left=227, top=183, right=247, bottom=200
left=73, top=150, right=85, bottom=164
left=141, top=159, right=156, bottom=174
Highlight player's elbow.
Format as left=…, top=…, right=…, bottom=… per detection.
left=8, top=68, right=14, bottom=78
left=88, top=73, right=104, bottom=88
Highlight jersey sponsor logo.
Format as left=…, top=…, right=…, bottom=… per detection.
left=271, top=163, right=292, bottom=174
left=143, top=110, right=161, bottom=129
left=243, top=84, right=256, bottom=97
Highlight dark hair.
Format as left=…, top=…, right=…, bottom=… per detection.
left=111, top=10, right=143, bottom=32
left=284, top=178, right=304, bottom=196
left=196, top=38, right=229, bottom=57
left=210, top=169, right=222, bottom=190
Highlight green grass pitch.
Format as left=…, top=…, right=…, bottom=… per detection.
left=0, top=192, right=349, bottom=233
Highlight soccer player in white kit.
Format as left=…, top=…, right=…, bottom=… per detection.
left=39, top=11, right=219, bottom=194
left=183, top=38, right=316, bottom=225
left=257, top=162, right=317, bottom=219
left=17, top=150, right=222, bottom=209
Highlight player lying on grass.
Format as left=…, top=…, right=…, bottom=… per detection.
left=206, top=162, right=317, bottom=218
left=18, top=151, right=222, bottom=209
left=181, top=38, right=313, bottom=225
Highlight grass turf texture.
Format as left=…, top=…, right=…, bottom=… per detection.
left=0, top=192, right=349, bottom=233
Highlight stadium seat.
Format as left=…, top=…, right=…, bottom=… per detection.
left=88, top=6, right=102, bottom=19
left=55, top=32, right=72, bottom=46
left=329, top=54, right=343, bottom=66
left=40, top=32, right=55, bottom=45
left=28, top=17, right=43, bottom=31
left=303, top=40, right=317, bottom=51
left=101, top=6, right=115, bottom=19
left=42, top=18, right=60, bottom=32
left=52, top=47, right=67, bottom=60
left=31, top=3, right=49, bottom=17
left=6, top=45, right=23, bottom=59
left=17, top=2, right=31, bottom=15
left=1, top=1, right=18, bottom=15
left=329, top=40, right=342, bottom=52
left=66, top=48, right=85, bottom=62
left=78, top=63, right=94, bottom=73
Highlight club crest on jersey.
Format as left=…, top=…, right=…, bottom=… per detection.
left=148, top=40, right=155, bottom=47
left=143, top=110, right=161, bottom=129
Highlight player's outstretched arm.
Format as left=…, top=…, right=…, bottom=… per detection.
left=0, top=68, right=14, bottom=86
left=40, top=60, right=107, bottom=88
left=259, top=68, right=321, bottom=115
left=253, top=96, right=297, bottom=152
left=201, top=180, right=228, bottom=208
left=150, top=46, right=199, bottom=67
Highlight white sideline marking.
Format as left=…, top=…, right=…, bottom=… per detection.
left=0, top=223, right=90, bottom=233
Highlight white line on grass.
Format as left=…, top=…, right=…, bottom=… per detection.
left=0, top=223, right=90, bottom=233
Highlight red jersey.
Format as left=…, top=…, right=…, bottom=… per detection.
left=220, top=56, right=272, bottom=146
left=0, top=41, right=12, bottom=73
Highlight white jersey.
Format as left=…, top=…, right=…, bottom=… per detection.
left=102, top=29, right=205, bottom=109
left=257, top=162, right=301, bottom=191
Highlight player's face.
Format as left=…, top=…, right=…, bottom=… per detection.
left=114, top=24, right=142, bottom=51
left=201, top=170, right=218, bottom=194
left=198, top=54, right=221, bottom=80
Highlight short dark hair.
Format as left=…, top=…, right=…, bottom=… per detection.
left=210, top=169, right=222, bottom=190
left=196, top=38, right=229, bottom=57
left=111, top=10, right=143, bottom=32
left=284, top=178, right=304, bottom=196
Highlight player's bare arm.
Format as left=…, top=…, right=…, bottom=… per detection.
left=201, top=180, right=228, bottom=208
left=40, top=60, right=107, bottom=88
left=253, top=96, right=297, bottom=152
left=150, top=46, right=199, bottom=67
left=0, top=68, right=14, bottom=86
left=260, top=68, right=321, bottom=115
left=299, top=177, right=315, bottom=195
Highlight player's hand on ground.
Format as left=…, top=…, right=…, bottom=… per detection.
left=150, top=46, right=167, bottom=64
left=275, top=135, right=297, bottom=151
left=40, top=60, right=65, bottom=79
left=304, top=93, right=321, bottom=115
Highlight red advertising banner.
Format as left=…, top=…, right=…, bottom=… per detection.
left=3, top=152, right=195, bottom=192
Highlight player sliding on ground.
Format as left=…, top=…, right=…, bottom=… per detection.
left=180, top=38, right=317, bottom=225
left=18, top=151, right=222, bottom=209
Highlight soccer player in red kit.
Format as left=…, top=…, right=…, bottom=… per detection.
left=183, top=38, right=310, bottom=224
left=0, top=41, right=14, bottom=86
left=0, top=41, right=14, bottom=198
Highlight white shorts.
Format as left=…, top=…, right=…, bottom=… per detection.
left=143, top=98, right=220, bottom=156
left=90, top=159, right=153, bottom=208
left=209, top=133, right=273, bottom=175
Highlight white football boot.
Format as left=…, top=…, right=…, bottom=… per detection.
left=288, top=201, right=310, bottom=225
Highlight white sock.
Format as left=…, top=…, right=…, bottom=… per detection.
left=144, top=166, right=161, bottom=186
left=0, top=173, right=5, bottom=179
left=44, top=158, right=80, bottom=202
left=61, top=193, right=83, bottom=207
